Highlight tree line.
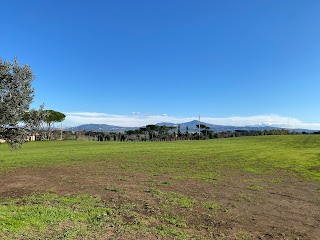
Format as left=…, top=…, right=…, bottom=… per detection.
left=65, top=125, right=301, bottom=142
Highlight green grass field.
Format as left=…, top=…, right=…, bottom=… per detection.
left=1, top=135, right=320, bottom=180
left=0, top=135, right=320, bottom=239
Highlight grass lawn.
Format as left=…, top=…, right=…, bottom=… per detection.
left=0, top=135, right=319, bottom=239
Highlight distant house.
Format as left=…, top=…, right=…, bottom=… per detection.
left=26, top=135, right=36, bottom=141
left=0, top=135, right=36, bottom=143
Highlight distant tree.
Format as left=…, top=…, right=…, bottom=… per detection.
left=125, top=130, right=136, bottom=135
left=196, top=124, right=211, bottom=138
left=177, top=124, right=182, bottom=137
left=22, top=104, right=48, bottom=139
left=139, top=127, right=146, bottom=131
left=148, top=125, right=170, bottom=141
left=0, top=57, right=34, bottom=148
left=169, top=126, right=177, bottom=132
left=196, top=124, right=208, bottom=129
left=45, top=110, right=66, bottom=139
left=185, top=126, right=190, bottom=139
left=158, top=125, right=170, bottom=135
left=145, top=125, right=159, bottom=140
left=203, top=126, right=211, bottom=138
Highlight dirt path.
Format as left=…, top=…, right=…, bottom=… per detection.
left=1, top=162, right=319, bottom=239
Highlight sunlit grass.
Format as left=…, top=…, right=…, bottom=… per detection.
left=0, top=194, right=111, bottom=239
left=1, top=135, right=320, bottom=181
left=1, top=135, right=320, bottom=238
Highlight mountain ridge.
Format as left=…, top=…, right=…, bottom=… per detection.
left=67, top=121, right=316, bottom=133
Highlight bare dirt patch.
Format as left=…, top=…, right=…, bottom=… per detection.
left=0, top=162, right=319, bottom=239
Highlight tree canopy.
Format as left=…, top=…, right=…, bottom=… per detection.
left=22, top=104, right=48, bottom=138
left=43, top=110, right=66, bottom=140
left=46, top=110, right=66, bottom=124
left=0, top=57, right=34, bottom=147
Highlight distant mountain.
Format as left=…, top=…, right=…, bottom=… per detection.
left=67, top=124, right=137, bottom=132
left=68, top=121, right=316, bottom=133
left=157, top=120, right=283, bottom=132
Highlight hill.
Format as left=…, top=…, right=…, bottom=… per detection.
left=67, top=124, right=137, bottom=132
left=68, top=120, right=315, bottom=133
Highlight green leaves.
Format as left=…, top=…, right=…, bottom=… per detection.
left=0, top=57, right=34, bottom=126
left=0, top=57, right=35, bottom=148
left=45, top=110, right=66, bottom=124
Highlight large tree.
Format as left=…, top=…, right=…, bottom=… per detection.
left=45, top=110, right=66, bottom=139
left=0, top=57, right=34, bottom=148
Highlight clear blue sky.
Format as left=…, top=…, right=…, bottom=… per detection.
left=1, top=0, right=320, bottom=127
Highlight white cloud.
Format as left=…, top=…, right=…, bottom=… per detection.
left=65, top=112, right=110, bottom=117
left=62, top=112, right=320, bottom=130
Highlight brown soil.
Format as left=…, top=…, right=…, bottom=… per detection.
left=0, top=162, right=319, bottom=239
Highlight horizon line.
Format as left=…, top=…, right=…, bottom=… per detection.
left=61, top=112, right=320, bottom=130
